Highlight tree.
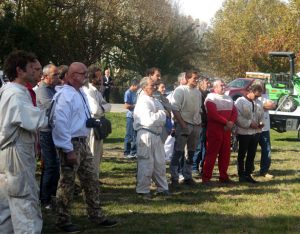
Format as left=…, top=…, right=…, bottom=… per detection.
left=0, top=0, right=206, bottom=86
left=206, top=0, right=300, bottom=79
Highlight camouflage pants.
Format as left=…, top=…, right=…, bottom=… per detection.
left=56, top=139, right=105, bottom=226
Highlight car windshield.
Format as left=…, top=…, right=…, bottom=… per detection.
left=227, top=79, right=251, bottom=88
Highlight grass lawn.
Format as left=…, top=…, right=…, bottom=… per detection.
left=42, top=113, right=300, bottom=233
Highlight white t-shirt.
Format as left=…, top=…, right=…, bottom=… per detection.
left=258, top=94, right=271, bottom=132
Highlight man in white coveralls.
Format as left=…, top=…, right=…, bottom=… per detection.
left=133, top=76, right=170, bottom=199
left=0, top=50, right=48, bottom=233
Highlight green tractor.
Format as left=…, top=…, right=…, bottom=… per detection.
left=268, top=52, right=300, bottom=112
left=247, top=52, right=300, bottom=112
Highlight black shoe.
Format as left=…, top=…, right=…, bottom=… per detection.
left=183, top=179, right=196, bottom=185
left=170, top=180, right=179, bottom=189
left=155, top=190, right=171, bottom=196
left=138, top=192, right=152, bottom=200
left=239, top=176, right=247, bottom=182
left=58, top=224, right=80, bottom=233
left=219, top=178, right=235, bottom=184
left=98, top=219, right=118, bottom=228
left=244, top=175, right=258, bottom=183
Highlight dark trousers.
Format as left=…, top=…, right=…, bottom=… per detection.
left=237, top=133, right=260, bottom=176
left=103, top=88, right=110, bottom=102
left=39, top=131, right=60, bottom=205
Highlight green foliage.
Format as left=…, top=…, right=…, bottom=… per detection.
left=0, top=0, right=204, bottom=86
left=0, top=2, right=35, bottom=66
left=206, top=0, right=300, bottom=79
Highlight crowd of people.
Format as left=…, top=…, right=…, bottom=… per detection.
left=0, top=50, right=275, bottom=233
left=124, top=67, right=275, bottom=197
left=0, top=50, right=116, bottom=233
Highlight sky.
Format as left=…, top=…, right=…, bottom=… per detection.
left=179, top=0, right=224, bottom=24
left=179, top=0, right=289, bottom=24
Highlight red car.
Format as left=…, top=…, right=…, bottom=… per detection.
left=224, top=78, right=258, bottom=101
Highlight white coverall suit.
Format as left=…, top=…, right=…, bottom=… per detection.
left=82, top=83, right=111, bottom=178
left=133, top=94, right=169, bottom=194
left=0, top=83, right=48, bottom=234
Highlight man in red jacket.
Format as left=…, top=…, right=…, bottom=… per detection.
left=202, top=79, right=237, bottom=183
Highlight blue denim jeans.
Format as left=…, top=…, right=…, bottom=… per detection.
left=258, top=130, right=271, bottom=175
left=124, top=117, right=137, bottom=155
left=192, top=127, right=206, bottom=171
left=39, top=131, right=60, bottom=205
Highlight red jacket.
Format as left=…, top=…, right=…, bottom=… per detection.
left=205, top=92, right=237, bottom=131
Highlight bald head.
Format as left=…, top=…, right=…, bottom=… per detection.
left=68, top=62, right=86, bottom=73
left=67, top=62, right=87, bottom=90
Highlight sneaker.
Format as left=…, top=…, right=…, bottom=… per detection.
left=178, top=174, right=185, bottom=182
left=260, top=173, right=274, bottom=179
left=98, top=219, right=118, bottom=228
left=58, top=224, right=80, bottom=233
left=44, top=204, right=52, bottom=210
left=124, top=154, right=135, bottom=159
left=192, top=170, right=201, bottom=177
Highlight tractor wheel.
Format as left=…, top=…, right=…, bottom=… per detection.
left=278, top=95, right=297, bottom=112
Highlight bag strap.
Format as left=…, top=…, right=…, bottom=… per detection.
left=78, top=90, right=92, bottom=119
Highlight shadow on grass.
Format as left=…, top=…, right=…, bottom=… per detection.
left=90, top=187, right=219, bottom=211
left=271, top=148, right=299, bottom=152
left=41, top=160, right=300, bottom=233
left=42, top=210, right=300, bottom=233
left=274, top=137, right=300, bottom=142
left=104, top=137, right=124, bottom=144
left=272, top=158, right=296, bottom=163
left=265, top=169, right=298, bottom=176
left=98, top=178, right=293, bottom=206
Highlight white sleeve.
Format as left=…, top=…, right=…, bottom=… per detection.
left=170, top=87, right=183, bottom=112
left=12, top=92, right=48, bottom=132
left=52, top=92, right=73, bottom=152
left=235, top=98, right=251, bottom=128
left=134, top=97, right=166, bottom=129
left=84, top=88, right=105, bottom=117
